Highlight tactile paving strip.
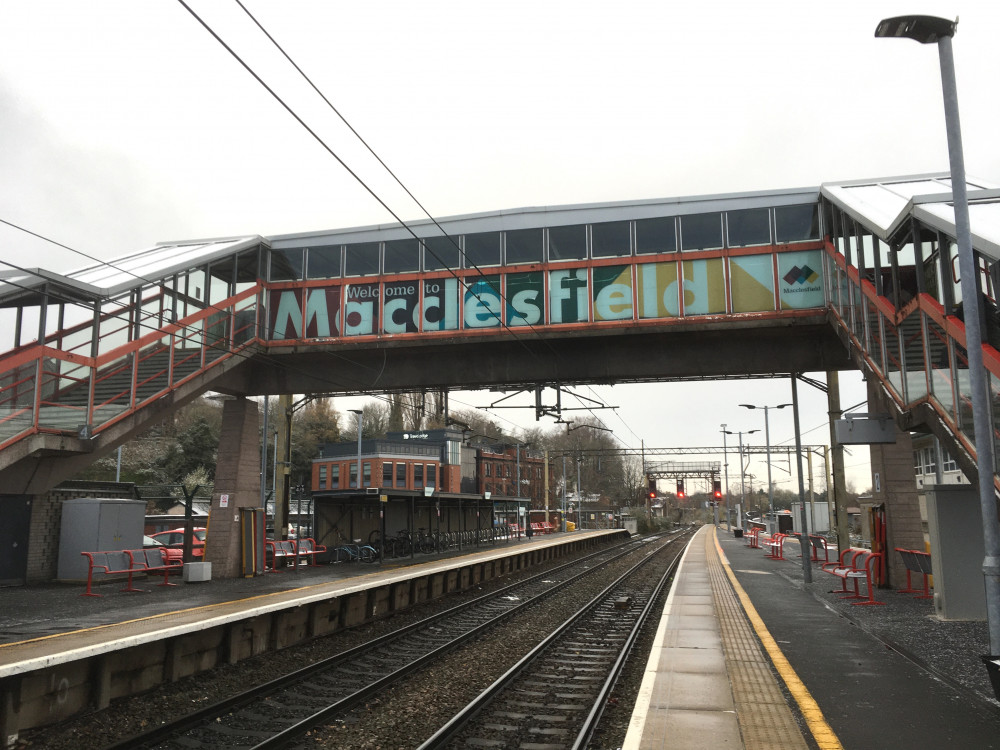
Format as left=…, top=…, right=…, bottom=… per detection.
left=706, top=530, right=810, bottom=750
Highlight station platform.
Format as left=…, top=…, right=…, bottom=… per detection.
left=0, top=529, right=625, bottom=743
left=624, top=525, right=1000, bottom=750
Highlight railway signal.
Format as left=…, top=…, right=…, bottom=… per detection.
left=676, top=480, right=685, bottom=499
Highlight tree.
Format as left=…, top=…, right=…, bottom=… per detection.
left=160, top=416, right=219, bottom=482
left=290, top=398, right=341, bottom=487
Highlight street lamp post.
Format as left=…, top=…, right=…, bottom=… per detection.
left=876, top=14, right=1000, bottom=683
left=740, top=403, right=791, bottom=532
left=724, top=428, right=759, bottom=529
left=562, top=454, right=568, bottom=532
left=720, top=424, right=728, bottom=528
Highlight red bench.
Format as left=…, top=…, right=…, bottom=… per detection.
left=266, top=538, right=328, bottom=571
left=745, top=527, right=760, bottom=549
left=763, top=533, right=790, bottom=560
left=822, top=548, right=884, bottom=606
left=788, top=532, right=830, bottom=563
left=895, top=547, right=933, bottom=599
left=80, top=548, right=180, bottom=597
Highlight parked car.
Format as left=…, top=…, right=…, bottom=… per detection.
left=149, top=527, right=206, bottom=558
left=143, top=535, right=184, bottom=566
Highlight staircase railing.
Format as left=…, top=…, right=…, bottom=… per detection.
left=824, top=245, right=1000, bottom=489
left=0, top=286, right=260, bottom=450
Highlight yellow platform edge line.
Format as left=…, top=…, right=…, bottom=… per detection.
left=713, top=528, right=843, bottom=750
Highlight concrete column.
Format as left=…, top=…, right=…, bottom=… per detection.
left=827, top=371, right=851, bottom=553
left=867, top=380, right=924, bottom=589
left=205, top=397, right=261, bottom=579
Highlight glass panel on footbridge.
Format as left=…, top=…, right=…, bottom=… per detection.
left=726, top=208, right=771, bottom=247
left=345, top=242, right=380, bottom=277
left=306, top=245, right=342, bottom=279
left=506, top=228, right=543, bottom=265
left=591, top=221, right=631, bottom=258
left=384, top=239, right=420, bottom=274
left=422, top=236, right=460, bottom=271
left=463, top=232, right=501, bottom=268
left=680, top=212, right=723, bottom=251
left=775, top=204, right=820, bottom=243
left=547, top=225, right=586, bottom=261
left=636, top=216, right=676, bottom=255
left=927, top=316, right=955, bottom=418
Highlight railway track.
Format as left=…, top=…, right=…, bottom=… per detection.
left=106, top=532, right=686, bottom=750
left=419, top=534, right=683, bottom=749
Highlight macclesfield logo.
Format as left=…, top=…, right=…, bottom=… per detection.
left=783, top=265, right=819, bottom=286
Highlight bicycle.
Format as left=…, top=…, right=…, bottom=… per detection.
left=332, top=540, right=378, bottom=563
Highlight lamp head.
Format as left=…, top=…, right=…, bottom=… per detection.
left=739, top=404, right=757, bottom=410
left=875, top=15, right=956, bottom=44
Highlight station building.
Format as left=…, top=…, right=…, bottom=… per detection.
left=309, top=428, right=557, bottom=550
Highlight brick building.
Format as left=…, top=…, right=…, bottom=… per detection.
left=309, top=429, right=555, bottom=549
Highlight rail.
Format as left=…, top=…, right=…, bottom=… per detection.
left=0, top=287, right=260, bottom=450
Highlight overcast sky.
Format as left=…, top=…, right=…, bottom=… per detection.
left=3, top=1, right=998, bottom=496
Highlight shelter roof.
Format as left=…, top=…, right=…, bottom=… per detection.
left=0, top=235, right=264, bottom=307
left=820, top=173, right=1000, bottom=259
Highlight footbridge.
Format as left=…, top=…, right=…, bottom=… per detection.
left=3, top=172, right=1000, bottom=576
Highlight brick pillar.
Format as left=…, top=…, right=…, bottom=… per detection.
left=867, top=380, right=924, bottom=589
left=205, top=397, right=261, bottom=579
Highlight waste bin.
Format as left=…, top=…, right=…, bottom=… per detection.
left=734, top=529, right=744, bottom=538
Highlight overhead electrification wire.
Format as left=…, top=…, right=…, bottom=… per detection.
left=174, top=0, right=564, bottom=378
left=229, top=0, right=572, bottom=371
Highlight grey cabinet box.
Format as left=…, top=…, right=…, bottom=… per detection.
left=57, top=498, right=147, bottom=580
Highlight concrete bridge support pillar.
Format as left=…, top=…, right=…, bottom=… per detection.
left=867, top=380, right=924, bottom=589
left=205, top=397, right=261, bottom=579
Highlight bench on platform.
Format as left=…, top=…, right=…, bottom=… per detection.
left=895, top=548, right=933, bottom=599
left=745, top=527, right=761, bottom=549
left=763, top=533, right=790, bottom=560
left=80, top=548, right=180, bottom=597
left=822, top=548, right=884, bottom=606
left=266, top=540, right=297, bottom=571
left=788, top=532, right=830, bottom=563
left=296, top=538, right=327, bottom=566
left=267, top=538, right=328, bottom=571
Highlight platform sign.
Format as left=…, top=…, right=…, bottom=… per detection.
left=220, top=494, right=229, bottom=508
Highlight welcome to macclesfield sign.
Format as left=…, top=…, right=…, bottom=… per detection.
left=267, top=249, right=824, bottom=340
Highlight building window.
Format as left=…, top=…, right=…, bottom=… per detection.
left=363, top=462, right=371, bottom=488
left=414, top=463, right=424, bottom=489
left=484, top=462, right=491, bottom=477
left=382, top=462, right=393, bottom=487
left=349, top=462, right=358, bottom=489
left=318, top=465, right=327, bottom=490
left=331, top=464, right=340, bottom=488
left=943, top=451, right=958, bottom=473
left=397, top=462, right=407, bottom=487
left=427, top=464, right=437, bottom=489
